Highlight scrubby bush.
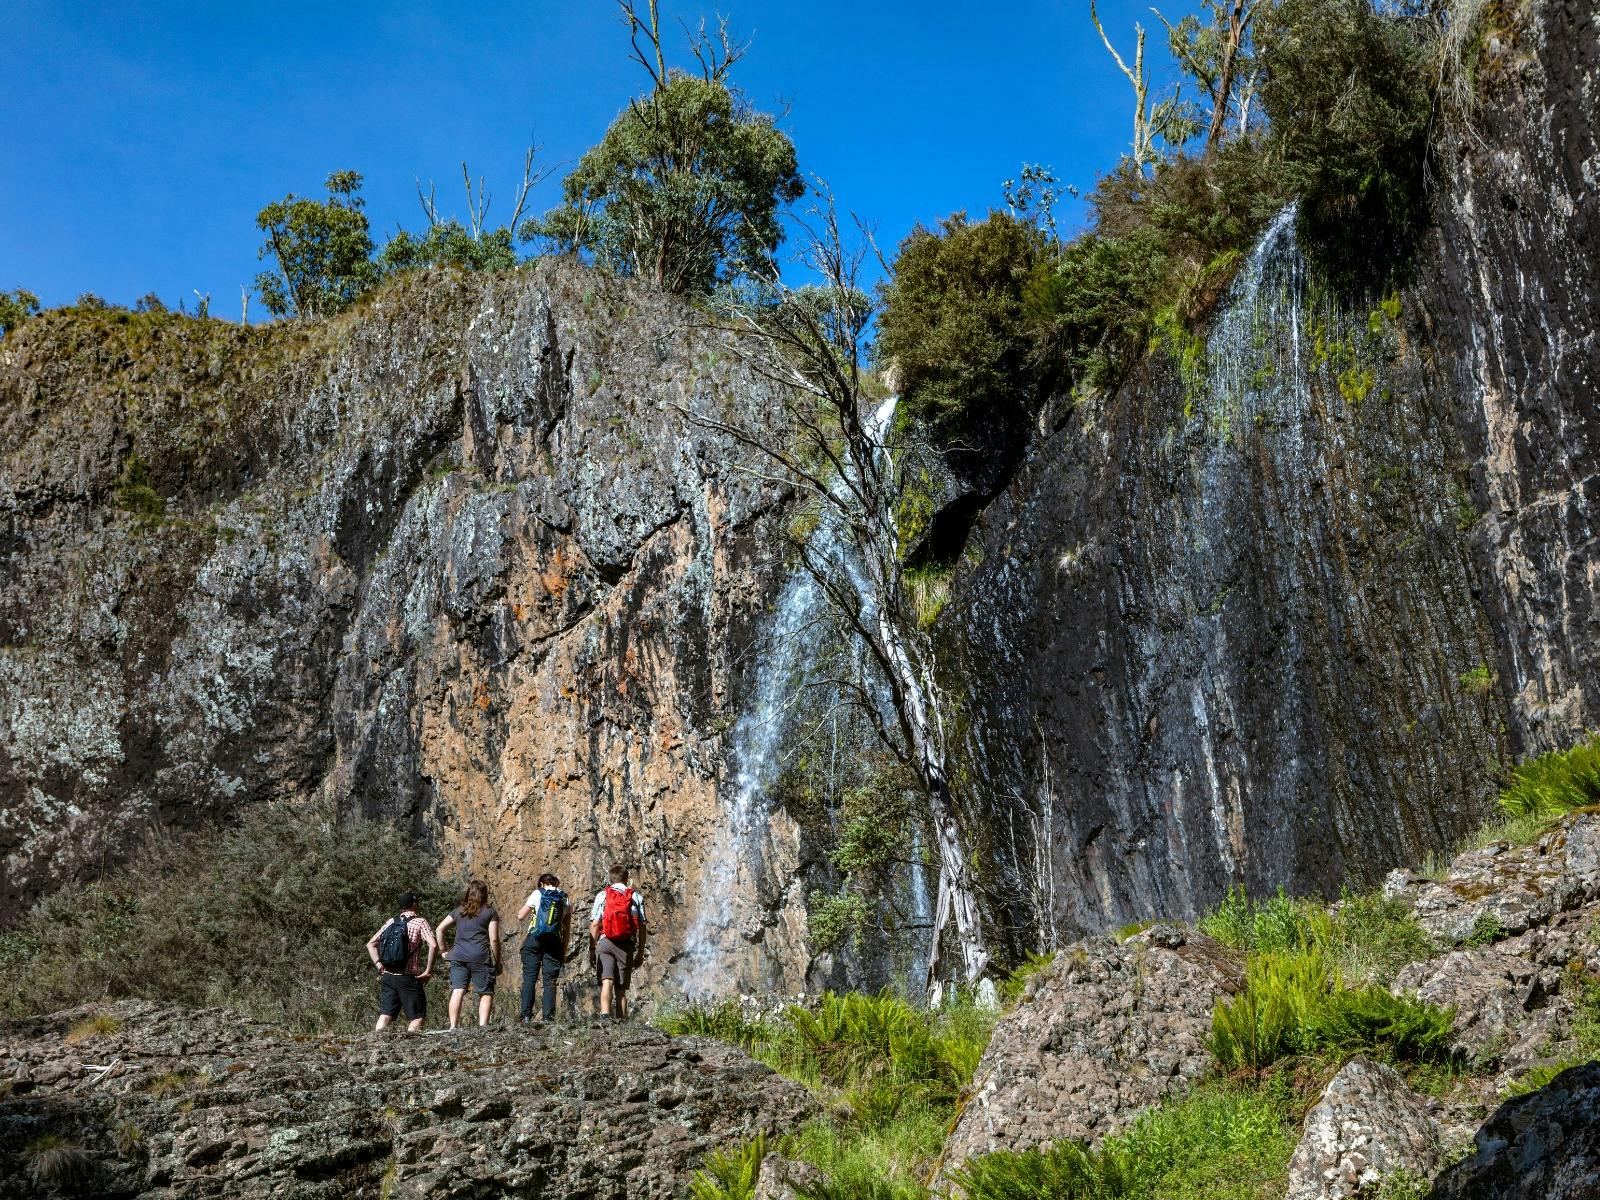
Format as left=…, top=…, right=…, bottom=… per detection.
left=998, top=950, right=1058, bottom=1004
left=1258, top=0, right=1434, bottom=278
left=0, top=286, right=41, bottom=335
left=0, top=806, right=459, bottom=1032
left=874, top=211, right=1045, bottom=484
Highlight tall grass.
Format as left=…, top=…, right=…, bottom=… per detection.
left=949, top=1076, right=1298, bottom=1200
left=1498, top=735, right=1600, bottom=820
left=1200, top=886, right=1432, bottom=986
left=679, top=989, right=999, bottom=1198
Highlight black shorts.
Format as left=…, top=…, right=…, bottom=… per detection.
left=449, top=960, right=496, bottom=994
left=379, top=972, right=426, bottom=1021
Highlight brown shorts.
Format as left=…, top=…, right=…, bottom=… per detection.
left=597, top=936, right=635, bottom=988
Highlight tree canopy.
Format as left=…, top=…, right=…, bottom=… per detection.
left=254, top=170, right=379, bottom=319
left=537, top=73, right=803, bottom=296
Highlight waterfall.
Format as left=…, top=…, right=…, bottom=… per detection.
left=674, top=398, right=900, bottom=997
left=1173, top=202, right=1310, bottom=884
left=1206, top=204, right=1308, bottom=444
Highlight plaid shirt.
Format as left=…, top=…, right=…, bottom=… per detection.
left=387, top=912, right=436, bottom=976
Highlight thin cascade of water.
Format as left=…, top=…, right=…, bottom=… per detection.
left=673, top=398, right=900, bottom=997
left=1206, top=203, right=1308, bottom=440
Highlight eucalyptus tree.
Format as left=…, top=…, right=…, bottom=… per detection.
left=534, top=1, right=803, bottom=295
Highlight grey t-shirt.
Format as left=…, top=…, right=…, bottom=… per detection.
left=448, top=905, right=499, bottom=963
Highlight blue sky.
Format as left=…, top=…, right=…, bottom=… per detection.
left=1, top=0, right=1185, bottom=314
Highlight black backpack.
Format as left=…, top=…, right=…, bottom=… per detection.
left=376, top=914, right=412, bottom=972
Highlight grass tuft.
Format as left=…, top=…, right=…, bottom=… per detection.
left=24, top=1133, right=93, bottom=1190
left=66, top=1012, right=123, bottom=1043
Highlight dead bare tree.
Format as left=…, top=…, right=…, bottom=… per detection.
left=683, top=186, right=992, bottom=996
left=413, top=143, right=550, bottom=240
left=1090, top=0, right=1204, bottom=167
left=1090, top=0, right=1160, bottom=168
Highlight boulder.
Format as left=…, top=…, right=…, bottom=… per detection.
left=1429, top=1062, right=1600, bottom=1199
left=1391, top=949, right=1569, bottom=1067
left=0, top=1000, right=815, bottom=1198
left=1284, top=1056, right=1444, bottom=1200
left=1384, top=816, right=1600, bottom=945
left=754, top=1153, right=826, bottom=1200
left=942, top=925, right=1240, bottom=1166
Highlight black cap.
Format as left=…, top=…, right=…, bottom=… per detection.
left=398, top=891, right=418, bottom=910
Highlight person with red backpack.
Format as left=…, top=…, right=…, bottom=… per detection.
left=588, top=864, right=646, bottom=1020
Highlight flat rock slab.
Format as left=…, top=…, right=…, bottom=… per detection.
left=1430, top=1062, right=1600, bottom=1200
left=1285, top=1055, right=1443, bottom=1200
left=943, top=926, right=1241, bottom=1166
left=0, top=1000, right=814, bottom=1199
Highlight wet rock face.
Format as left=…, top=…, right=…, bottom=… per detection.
left=1425, top=0, right=1600, bottom=752
left=1284, top=1056, right=1444, bottom=1200
left=0, top=263, right=814, bottom=995
left=0, top=1000, right=813, bottom=1198
left=1429, top=1062, right=1600, bottom=1200
left=943, top=1, right=1600, bottom=941
left=942, top=925, right=1240, bottom=1167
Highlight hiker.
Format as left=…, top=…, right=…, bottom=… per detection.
left=588, top=864, right=646, bottom=1021
left=516, top=872, right=575, bottom=1024
left=436, top=879, right=500, bottom=1029
left=367, top=891, right=437, bottom=1033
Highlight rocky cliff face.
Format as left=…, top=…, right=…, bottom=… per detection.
left=0, top=264, right=818, bottom=996
left=943, top=0, right=1600, bottom=944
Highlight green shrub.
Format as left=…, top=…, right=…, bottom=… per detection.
left=656, top=1000, right=777, bottom=1050
left=0, top=805, right=459, bottom=1032
left=1259, top=0, right=1434, bottom=281
left=689, top=1131, right=768, bottom=1200
left=875, top=211, right=1045, bottom=478
left=0, top=286, right=41, bottom=336
left=1499, top=735, right=1600, bottom=820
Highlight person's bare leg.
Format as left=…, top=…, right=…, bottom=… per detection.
left=599, top=978, right=615, bottom=1016
left=406, top=1016, right=424, bottom=1033
left=375, top=1013, right=393, bottom=1033
left=477, top=991, right=492, bottom=1026
left=617, top=992, right=629, bottom=1022
left=448, top=988, right=465, bottom=1029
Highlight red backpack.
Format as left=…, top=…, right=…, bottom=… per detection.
left=601, top=886, right=637, bottom=940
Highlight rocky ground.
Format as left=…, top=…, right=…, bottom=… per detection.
left=0, top=1001, right=812, bottom=1198
left=946, top=812, right=1600, bottom=1199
